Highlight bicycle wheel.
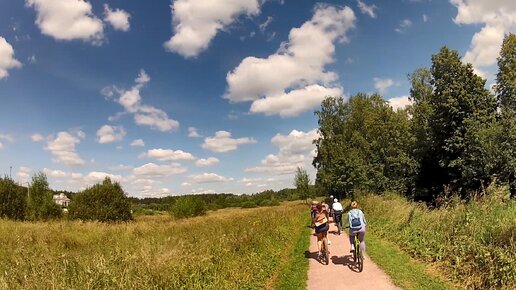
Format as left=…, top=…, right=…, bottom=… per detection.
left=323, top=239, right=329, bottom=265
left=357, top=248, right=364, bottom=272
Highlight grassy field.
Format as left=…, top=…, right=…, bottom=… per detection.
left=357, top=188, right=516, bottom=290
left=0, top=202, right=308, bottom=290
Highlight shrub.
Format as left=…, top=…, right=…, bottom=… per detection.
left=27, top=172, right=62, bottom=221
left=170, top=195, right=206, bottom=218
left=241, top=201, right=257, bottom=208
left=0, top=177, right=27, bottom=220
left=68, top=178, right=132, bottom=222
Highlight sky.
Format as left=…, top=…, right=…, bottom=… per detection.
left=0, top=0, right=515, bottom=197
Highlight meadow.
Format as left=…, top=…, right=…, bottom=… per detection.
left=0, top=202, right=308, bottom=290
left=357, top=187, right=516, bottom=290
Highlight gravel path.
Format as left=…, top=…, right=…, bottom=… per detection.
left=307, top=222, right=401, bottom=290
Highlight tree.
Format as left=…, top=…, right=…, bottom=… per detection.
left=68, top=177, right=132, bottom=222
left=494, top=33, right=516, bottom=197
left=28, top=172, right=62, bottom=220
left=0, top=177, right=27, bottom=220
left=170, top=195, right=206, bottom=218
left=294, top=167, right=311, bottom=202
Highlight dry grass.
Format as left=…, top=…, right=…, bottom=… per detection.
left=0, top=202, right=308, bottom=290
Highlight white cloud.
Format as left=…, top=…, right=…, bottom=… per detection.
left=25, top=0, right=104, bottom=43
left=373, top=78, right=394, bottom=94
left=259, top=16, right=273, bottom=32
left=195, top=157, right=219, bottom=167
left=188, top=127, right=201, bottom=138
left=17, top=166, right=32, bottom=182
left=395, top=19, right=412, bottom=33
left=357, top=0, right=377, bottom=18
left=132, top=163, right=187, bottom=178
left=164, top=0, right=260, bottom=58
left=96, top=125, right=126, bottom=144
left=43, top=168, right=68, bottom=178
left=423, top=14, right=428, bottom=22
left=0, top=37, right=22, bottom=79
left=143, top=148, right=196, bottom=161
left=83, top=171, right=122, bottom=185
left=224, top=4, right=355, bottom=116
left=0, top=133, right=14, bottom=143
left=130, top=139, right=145, bottom=147
left=105, top=70, right=180, bottom=132
left=388, top=95, right=413, bottom=110
left=109, top=164, right=133, bottom=171
left=45, top=131, right=85, bottom=166
left=31, top=133, right=44, bottom=142
left=202, top=131, right=256, bottom=152
left=450, top=0, right=516, bottom=78
left=103, top=4, right=130, bottom=32
left=249, top=85, right=342, bottom=117
left=245, top=129, right=318, bottom=175
left=187, top=173, right=230, bottom=184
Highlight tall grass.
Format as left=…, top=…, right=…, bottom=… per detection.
left=0, top=202, right=307, bottom=289
left=357, top=187, right=515, bottom=289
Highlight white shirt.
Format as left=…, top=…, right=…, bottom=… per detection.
left=332, top=202, right=343, bottom=211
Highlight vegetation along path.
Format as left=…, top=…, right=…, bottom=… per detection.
left=307, top=222, right=400, bottom=290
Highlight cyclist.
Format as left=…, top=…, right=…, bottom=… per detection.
left=324, top=195, right=334, bottom=218
left=314, top=204, right=329, bottom=258
left=332, top=198, right=343, bottom=234
left=320, top=201, right=332, bottom=245
left=346, top=201, right=367, bottom=257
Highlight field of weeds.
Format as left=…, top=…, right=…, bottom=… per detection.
left=358, top=188, right=515, bottom=289
left=0, top=202, right=308, bottom=290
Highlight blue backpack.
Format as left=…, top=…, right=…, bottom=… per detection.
left=349, top=209, right=362, bottom=228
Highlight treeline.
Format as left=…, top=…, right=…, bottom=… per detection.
left=313, top=34, right=516, bottom=203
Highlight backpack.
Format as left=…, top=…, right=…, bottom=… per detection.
left=349, top=209, right=362, bottom=228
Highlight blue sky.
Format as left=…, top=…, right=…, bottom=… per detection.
left=0, top=0, right=514, bottom=197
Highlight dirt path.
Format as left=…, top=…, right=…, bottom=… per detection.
left=307, top=222, right=401, bottom=290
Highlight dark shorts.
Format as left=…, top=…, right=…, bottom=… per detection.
left=315, top=223, right=329, bottom=233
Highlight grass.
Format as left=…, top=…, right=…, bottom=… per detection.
left=356, top=186, right=516, bottom=290
left=274, top=220, right=311, bottom=290
left=0, top=202, right=308, bottom=290
left=366, top=232, right=456, bottom=290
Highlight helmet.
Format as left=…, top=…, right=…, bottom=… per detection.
left=330, top=195, right=334, bottom=198
left=334, top=198, right=338, bottom=202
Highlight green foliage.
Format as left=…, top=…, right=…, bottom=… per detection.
left=0, top=177, right=27, bottom=220
left=27, top=172, right=62, bottom=221
left=294, top=167, right=311, bottom=201
left=359, top=189, right=515, bottom=289
left=68, top=178, right=132, bottom=222
left=170, top=195, right=207, bottom=218
left=313, top=94, right=417, bottom=198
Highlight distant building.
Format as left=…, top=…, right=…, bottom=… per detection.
left=53, top=193, right=70, bottom=208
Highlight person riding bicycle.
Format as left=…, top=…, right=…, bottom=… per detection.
left=314, top=204, right=329, bottom=258
left=324, top=195, right=334, bottom=218
left=346, top=201, right=367, bottom=257
left=332, top=198, right=343, bottom=234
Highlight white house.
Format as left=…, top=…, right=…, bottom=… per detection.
left=52, top=193, right=70, bottom=208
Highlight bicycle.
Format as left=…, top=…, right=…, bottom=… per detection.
left=345, top=227, right=364, bottom=272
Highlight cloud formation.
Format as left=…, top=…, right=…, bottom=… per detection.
left=388, top=95, right=413, bottom=110
left=130, top=139, right=145, bottom=147
left=202, top=131, right=256, bottom=152
left=224, top=4, right=355, bottom=116
left=187, top=173, right=230, bottom=184
left=103, top=4, right=130, bottom=32
left=195, top=157, right=219, bottom=167
left=357, top=0, right=377, bottom=18
left=45, top=131, right=85, bottom=166
left=142, top=148, right=196, bottom=161
left=164, top=0, right=260, bottom=58
left=0, top=37, right=22, bottom=79
left=96, top=125, right=126, bottom=144
left=373, top=78, right=394, bottom=94
left=395, top=19, right=412, bottom=33
left=26, top=0, right=104, bottom=43
left=132, top=163, right=187, bottom=178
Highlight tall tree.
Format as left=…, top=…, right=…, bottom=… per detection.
left=294, top=167, right=311, bottom=202
left=28, top=172, right=62, bottom=220
left=0, top=177, right=27, bottom=220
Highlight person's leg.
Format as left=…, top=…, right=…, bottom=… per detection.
left=349, top=230, right=355, bottom=251
left=316, top=233, right=323, bottom=254
left=357, top=230, right=366, bottom=254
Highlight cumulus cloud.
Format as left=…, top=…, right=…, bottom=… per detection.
left=395, top=19, right=412, bottom=33
left=103, top=4, right=130, bottom=32
left=245, top=129, right=318, bottom=175
left=104, top=70, right=180, bottom=132
left=224, top=4, right=355, bottom=117
left=45, top=131, right=85, bottom=166
left=187, top=173, right=230, bottom=184
left=132, top=162, right=187, bottom=178
left=31, top=133, right=44, bottom=142
left=202, top=131, right=256, bottom=152
left=0, top=37, right=22, bottom=79
left=388, top=95, right=413, bottom=110
left=130, top=139, right=145, bottom=147
left=195, top=157, right=219, bottom=167
left=17, top=166, right=32, bottom=183
left=373, top=78, right=394, bottom=94
left=164, top=0, right=260, bottom=58
left=96, top=125, right=126, bottom=144
left=357, top=0, right=377, bottom=18
left=188, top=127, right=201, bottom=138
left=142, top=148, right=196, bottom=161
left=25, top=0, right=104, bottom=43
left=0, top=133, right=14, bottom=144
left=451, top=0, right=516, bottom=78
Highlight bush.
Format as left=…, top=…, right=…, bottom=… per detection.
left=27, top=172, right=62, bottom=221
left=170, top=195, right=206, bottom=218
left=240, top=201, right=257, bottom=208
left=0, top=177, right=27, bottom=220
left=68, top=178, right=132, bottom=222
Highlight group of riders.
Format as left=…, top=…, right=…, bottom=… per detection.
left=310, top=195, right=367, bottom=260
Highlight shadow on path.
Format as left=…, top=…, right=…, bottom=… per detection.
left=331, top=254, right=361, bottom=273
